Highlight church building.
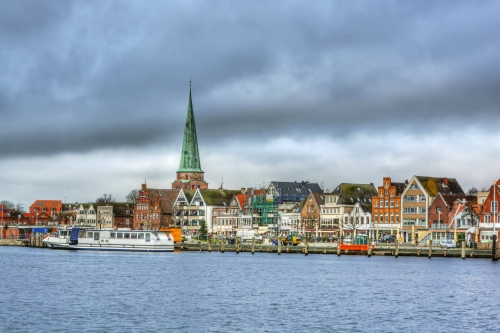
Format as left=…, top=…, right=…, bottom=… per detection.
left=172, top=82, right=208, bottom=190
left=132, top=82, right=208, bottom=229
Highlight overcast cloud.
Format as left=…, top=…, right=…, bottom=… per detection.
left=1, top=0, right=499, bottom=207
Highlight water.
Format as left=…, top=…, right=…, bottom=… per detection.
left=1, top=247, right=499, bottom=333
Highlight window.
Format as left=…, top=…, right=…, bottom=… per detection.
left=404, top=207, right=417, bottom=214
left=94, top=232, right=99, bottom=241
left=484, top=215, right=491, bottom=223
left=419, top=195, right=426, bottom=202
left=146, top=233, right=151, bottom=242
left=404, top=196, right=417, bottom=202
left=390, top=213, right=394, bottom=222
left=117, top=233, right=123, bottom=239
left=410, top=184, right=419, bottom=190
left=491, top=201, right=498, bottom=213
left=374, top=214, right=378, bottom=222
left=436, top=207, right=441, bottom=212
left=43, top=208, right=47, bottom=212
left=131, top=233, right=137, bottom=239
left=110, top=232, right=116, bottom=238
left=420, top=207, right=426, bottom=214
left=390, top=200, right=394, bottom=208
left=138, top=233, right=145, bottom=239
left=396, top=214, right=399, bottom=222
left=385, top=213, right=388, bottom=223
left=385, top=200, right=388, bottom=207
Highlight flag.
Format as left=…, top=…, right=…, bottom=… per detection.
left=1, top=205, right=7, bottom=213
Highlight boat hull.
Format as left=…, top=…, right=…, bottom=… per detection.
left=46, top=243, right=174, bottom=252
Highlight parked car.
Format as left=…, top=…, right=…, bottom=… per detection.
left=379, top=235, right=397, bottom=243
left=343, top=237, right=352, bottom=244
left=440, top=239, right=456, bottom=248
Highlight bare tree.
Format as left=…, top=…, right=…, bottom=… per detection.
left=96, top=194, right=115, bottom=205
left=467, top=187, right=478, bottom=196
left=339, top=209, right=366, bottom=240
left=126, top=189, right=139, bottom=203
left=462, top=199, right=479, bottom=227
left=1, top=200, right=15, bottom=209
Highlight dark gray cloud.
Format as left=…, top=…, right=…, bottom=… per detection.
left=1, top=0, right=499, bottom=159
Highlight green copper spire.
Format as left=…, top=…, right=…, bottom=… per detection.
left=177, top=81, right=203, bottom=173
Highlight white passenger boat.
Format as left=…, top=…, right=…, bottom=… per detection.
left=43, top=227, right=174, bottom=252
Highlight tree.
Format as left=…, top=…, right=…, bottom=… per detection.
left=198, top=219, right=208, bottom=241
left=467, top=187, right=478, bottom=196
left=96, top=194, right=115, bottom=205
left=126, top=189, right=139, bottom=203
left=462, top=199, right=479, bottom=227
left=1, top=200, right=14, bottom=209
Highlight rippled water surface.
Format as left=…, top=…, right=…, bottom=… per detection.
left=1, top=247, right=499, bottom=332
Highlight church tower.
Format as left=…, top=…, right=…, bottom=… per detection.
left=172, top=81, right=208, bottom=190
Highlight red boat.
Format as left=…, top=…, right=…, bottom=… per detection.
left=339, top=242, right=375, bottom=251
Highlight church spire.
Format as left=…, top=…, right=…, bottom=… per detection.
left=177, top=80, right=203, bottom=173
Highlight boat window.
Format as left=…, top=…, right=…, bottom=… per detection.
left=87, top=232, right=93, bottom=238
left=94, top=232, right=99, bottom=240
left=153, top=232, right=160, bottom=240
left=117, top=233, right=123, bottom=239
left=124, top=233, right=130, bottom=239
left=138, top=233, right=144, bottom=239
left=110, top=232, right=116, bottom=238
left=145, top=233, right=150, bottom=242
left=131, top=233, right=137, bottom=239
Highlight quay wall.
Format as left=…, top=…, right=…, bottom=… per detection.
left=175, top=242, right=495, bottom=259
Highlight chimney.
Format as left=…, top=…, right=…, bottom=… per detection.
left=443, top=178, right=448, bottom=185
left=405, top=180, right=409, bottom=185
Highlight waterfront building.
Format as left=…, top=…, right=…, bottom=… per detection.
left=26, top=200, right=63, bottom=226
left=400, top=176, right=464, bottom=243
left=325, top=183, right=377, bottom=238
left=172, top=82, right=208, bottom=190
left=477, top=179, right=500, bottom=242
left=75, top=204, right=97, bottom=227
left=172, top=187, right=239, bottom=236
left=342, top=202, right=372, bottom=239
left=132, top=183, right=179, bottom=230
left=278, top=202, right=301, bottom=234
left=427, top=193, right=477, bottom=243
left=300, top=192, right=324, bottom=238
left=371, top=177, right=405, bottom=239
left=97, top=206, right=114, bottom=229
left=270, top=181, right=323, bottom=204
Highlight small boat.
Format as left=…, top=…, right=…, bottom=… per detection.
left=339, top=241, right=375, bottom=252
left=43, top=227, right=174, bottom=252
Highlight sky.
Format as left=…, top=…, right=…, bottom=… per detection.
left=1, top=0, right=499, bottom=208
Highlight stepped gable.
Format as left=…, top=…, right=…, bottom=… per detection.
left=416, top=176, right=465, bottom=196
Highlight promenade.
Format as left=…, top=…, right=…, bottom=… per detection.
left=176, top=240, right=497, bottom=259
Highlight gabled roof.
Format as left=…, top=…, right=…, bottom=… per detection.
left=271, top=181, right=322, bottom=196
left=198, top=189, right=240, bottom=206
left=331, top=183, right=377, bottom=205
left=440, top=194, right=476, bottom=207
left=235, top=193, right=246, bottom=209
left=415, top=176, right=465, bottom=196
left=311, top=192, right=325, bottom=207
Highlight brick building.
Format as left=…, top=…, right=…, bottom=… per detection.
left=478, top=179, right=500, bottom=242
left=371, top=177, right=406, bottom=238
